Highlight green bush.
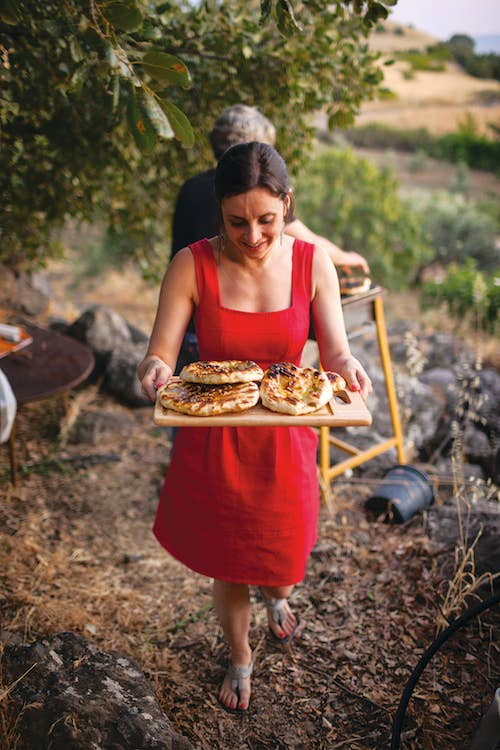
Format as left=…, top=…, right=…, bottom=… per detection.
left=343, top=123, right=433, bottom=152
left=394, top=49, right=449, bottom=72
left=430, top=131, right=500, bottom=172
left=343, top=119, right=500, bottom=173
left=409, top=191, right=499, bottom=271
left=295, top=146, right=431, bottom=287
left=421, top=260, right=499, bottom=333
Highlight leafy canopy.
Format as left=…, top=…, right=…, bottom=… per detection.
left=0, top=0, right=396, bottom=270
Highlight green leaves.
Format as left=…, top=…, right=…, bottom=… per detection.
left=142, top=51, right=191, bottom=88
left=126, top=93, right=195, bottom=152
left=102, top=2, right=143, bottom=33
left=143, top=93, right=174, bottom=140
left=127, top=96, right=157, bottom=154
left=160, top=100, right=195, bottom=148
left=1, top=0, right=389, bottom=270
left=0, top=0, right=21, bottom=25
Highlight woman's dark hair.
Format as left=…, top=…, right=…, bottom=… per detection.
left=214, top=141, right=294, bottom=222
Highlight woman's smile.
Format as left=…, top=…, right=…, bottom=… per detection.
left=221, top=186, right=289, bottom=258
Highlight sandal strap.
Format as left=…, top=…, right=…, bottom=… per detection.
left=259, top=588, right=287, bottom=627
left=228, top=661, right=253, bottom=691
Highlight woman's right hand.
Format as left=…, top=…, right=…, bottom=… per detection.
left=138, top=356, right=172, bottom=402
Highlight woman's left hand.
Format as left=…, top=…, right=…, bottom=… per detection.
left=331, top=355, right=372, bottom=401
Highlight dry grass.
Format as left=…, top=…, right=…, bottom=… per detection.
left=368, top=20, right=439, bottom=54
left=1, top=381, right=499, bottom=749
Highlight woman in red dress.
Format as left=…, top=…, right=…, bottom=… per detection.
left=138, top=142, right=371, bottom=713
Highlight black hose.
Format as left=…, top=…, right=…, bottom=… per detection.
left=390, top=591, right=500, bottom=750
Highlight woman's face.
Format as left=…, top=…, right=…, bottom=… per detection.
left=221, top=186, right=289, bottom=259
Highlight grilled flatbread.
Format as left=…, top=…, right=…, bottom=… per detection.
left=339, top=276, right=371, bottom=296
left=260, top=363, right=333, bottom=416
left=180, top=360, right=264, bottom=384
left=159, top=379, right=259, bottom=416
left=325, top=371, right=347, bottom=393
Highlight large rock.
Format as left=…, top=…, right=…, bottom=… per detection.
left=104, top=340, right=150, bottom=407
left=1, top=632, right=194, bottom=750
left=427, top=499, right=500, bottom=582
left=66, top=305, right=132, bottom=375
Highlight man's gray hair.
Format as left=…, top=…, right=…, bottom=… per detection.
left=209, top=105, right=276, bottom=160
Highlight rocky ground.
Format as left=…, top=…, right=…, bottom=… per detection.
left=1, top=351, right=498, bottom=749
left=1, top=263, right=499, bottom=749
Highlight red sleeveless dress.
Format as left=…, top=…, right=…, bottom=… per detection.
left=153, top=238, right=319, bottom=586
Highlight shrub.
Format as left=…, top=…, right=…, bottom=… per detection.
left=410, top=192, right=499, bottom=271
left=343, top=123, right=433, bottom=152
left=343, top=119, right=500, bottom=173
left=394, top=50, right=448, bottom=72
left=430, top=131, right=500, bottom=173
left=421, top=260, right=499, bottom=333
left=295, top=146, right=431, bottom=287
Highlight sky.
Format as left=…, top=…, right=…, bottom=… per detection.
left=388, top=0, right=500, bottom=40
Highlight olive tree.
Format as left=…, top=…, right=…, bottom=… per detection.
left=0, top=0, right=397, bottom=270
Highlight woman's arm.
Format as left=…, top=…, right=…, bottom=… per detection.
left=285, top=219, right=369, bottom=274
left=310, top=246, right=372, bottom=400
left=137, top=247, right=197, bottom=401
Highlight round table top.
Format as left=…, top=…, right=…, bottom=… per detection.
left=0, top=323, right=94, bottom=405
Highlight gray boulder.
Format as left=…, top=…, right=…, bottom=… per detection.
left=1, top=631, right=194, bottom=750
left=104, top=340, right=150, bottom=407
left=67, top=305, right=132, bottom=374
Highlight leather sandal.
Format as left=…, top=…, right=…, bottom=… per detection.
left=259, top=588, right=299, bottom=644
left=219, top=660, right=253, bottom=714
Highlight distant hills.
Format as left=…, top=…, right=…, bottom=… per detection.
left=371, top=21, right=500, bottom=57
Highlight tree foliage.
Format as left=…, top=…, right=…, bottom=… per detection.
left=0, top=0, right=395, bottom=269
left=295, top=145, right=431, bottom=287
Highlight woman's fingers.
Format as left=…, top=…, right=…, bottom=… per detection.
left=141, top=360, right=171, bottom=402
left=338, top=358, right=372, bottom=401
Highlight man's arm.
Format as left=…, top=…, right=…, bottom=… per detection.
left=285, top=219, right=369, bottom=274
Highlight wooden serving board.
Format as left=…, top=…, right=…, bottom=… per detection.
left=153, top=381, right=372, bottom=428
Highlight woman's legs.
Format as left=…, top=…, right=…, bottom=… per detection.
left=260, top=585, right=296, bottom=639
left=213, top=580, right=252, bottom=710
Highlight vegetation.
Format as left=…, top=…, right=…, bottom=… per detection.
left=343, top=118, right=500, bottom=173
left=394, top=45, right=451, bottom=74
left=421, top=260, right=499, bottom=334
left=0, top=0, right=396, bottom=271
left=294, top=145, right=431, bottom=287
left=445, top=34, right=500, bottom=82
left=410, top=191, right=499, bottom=272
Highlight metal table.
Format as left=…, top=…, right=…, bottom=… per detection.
left=1, top=324, right=94, bottom=485
left=318, top=285, right=405, bottom=483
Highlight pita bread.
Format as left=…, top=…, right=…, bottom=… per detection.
left=180, top=359, right=264, bottom=384
left=325, top=371, right=347, bottom=393
left=159, top=379, right=259, bottom=416
left=339, top=276, right=371, bottom=296
left=260, top=363, right=333, bottom=416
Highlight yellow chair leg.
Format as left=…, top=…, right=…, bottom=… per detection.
left=373, top=296, right=405, bottom=464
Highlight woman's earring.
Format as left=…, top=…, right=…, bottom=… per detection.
left=280, top=227, right=284, bottom=245
left=218, top=231, right=226, bottom=252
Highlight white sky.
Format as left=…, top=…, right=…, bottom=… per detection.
left=389, top=0, right=500, bottom=39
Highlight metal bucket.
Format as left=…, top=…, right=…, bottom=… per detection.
left=365, top=464, right=435, bottom=524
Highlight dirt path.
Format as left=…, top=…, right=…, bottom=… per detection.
left=1, top=350, right=498, bottom=749
left=2, top=245, right=499, bottom=749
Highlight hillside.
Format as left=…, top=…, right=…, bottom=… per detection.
left=361, top=21, right=500, bottom=136
left=368, top=19, right=439, bottom=53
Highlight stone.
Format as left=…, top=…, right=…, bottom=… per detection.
left=427, top=498, right=500, bottom=582
left=68, top=410, right=136, bottom=445
left=66, top=305, right=132, bottom=375
left=104, top=340, right=150, bottom=407
left=1, top=631, right=194, bottom=750
left=15, top=271, right=51, bottom=315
